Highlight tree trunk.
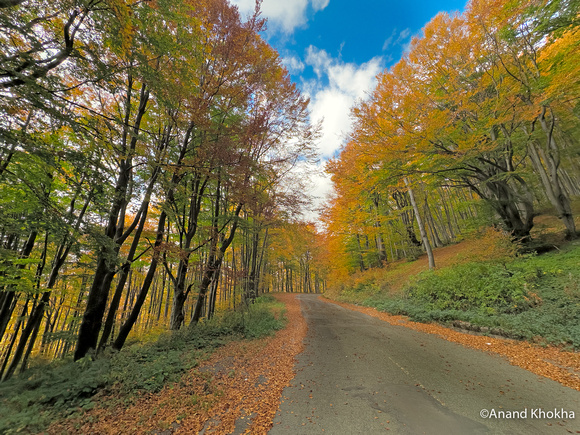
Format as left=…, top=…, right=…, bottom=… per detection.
left=99, top=140, right=165, bottom=350
left=191, top=204, right=243, bottom=325
left=168, top=173, right=207, bottom=330
left=0, top=231, right=37, bottom=342
left=531, top=109, right=577, bottom=238
left=112, top=211, right=168, bottom=351
left=405, top=178, right=435, bottom=270
left=74, top=80, right=149, bottom=361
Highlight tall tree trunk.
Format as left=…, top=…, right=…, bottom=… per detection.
left=112, top=211, right=167, bottom=351
left=98, top=132, right=166, bottom=350
left=531, top=109, right=577, bottom=238
left=168, top=173, right=207, bottom=330
left=0, top=300, right=28, bottom=379
left=246, top=224, right=260, bottom=302
left=191, top=204, right=243, bottom=325
left=0, top=231, right=37, bottom=342
left=255, top=227, right=269, bottom=297
left=393, top=190, right=421, bottom=248
left=423, top=196, right=443, bottom=248
left=437, top=187, right=457, bottom=240
left=355, top=234, right=366, bottom=271
left=371, top=195, right=388, bottom=262
left=405, top=178, right=435, bottom=270
left=74, top=80, right=149, bottom=361
left=462, top=171, right=534, bottom=241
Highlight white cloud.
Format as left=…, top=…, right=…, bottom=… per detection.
left=286, top=160, right=334, bottom=224
left=230, top=0, right=256, bottom=15
left=232, top=0, right=330, bottom=34
left=292, top=47, right=383, bottom=221
left=396, top=28, right=411, bottom=44
left=382, top=36, right=394, bottom=51
left=309, top=89, right=352, bottom=157
left=305, top=46, right=332, bottom=78
left=382, top=29, right=397, bottom=50
left=304, top=46, right=382, bottom=158
left=310, top=170, right=333, bottom=205
left=311, top=0, right=330, bottom=11
left=305, top=170, right=334, bottom=224
left=281, top=55, right=305, bottom=74
left=383, top=27, right=411, bottom=51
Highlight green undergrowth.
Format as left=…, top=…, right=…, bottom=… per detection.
left=331, top=242, right=580, bottom=349
left=0, top=295, right=286, bottom=434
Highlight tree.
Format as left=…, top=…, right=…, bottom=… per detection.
left=404, top=178, right=435, bottom=269
left=323, top=0, right=580, bottom=283
left=73, top=0, right=211, bottom=357
left=0, top=0, right=316, bottom=369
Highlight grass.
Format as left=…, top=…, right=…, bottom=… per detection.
left=327, top=227, right=580, bottom=349
left=0, top=295, right=286, bottom=434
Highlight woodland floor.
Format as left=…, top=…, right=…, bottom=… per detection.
left=48, top=293, right=307, bottom=435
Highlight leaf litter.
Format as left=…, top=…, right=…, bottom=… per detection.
left=48, top=293, right=307, bottom=434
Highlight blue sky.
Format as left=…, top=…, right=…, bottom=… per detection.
left=231, top=0, right=467, bottom=217
left=277, top=0, right=467, bottom=79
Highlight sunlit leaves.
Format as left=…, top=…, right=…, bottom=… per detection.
left=323, top=0, right=580, bottom=275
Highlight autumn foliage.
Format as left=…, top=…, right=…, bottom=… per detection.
left=322, top=0, right=580, bottom=280
left=0, top=0, right=320, bottom=379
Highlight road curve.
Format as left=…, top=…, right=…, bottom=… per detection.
left=270, top=294, right=580, bottom=434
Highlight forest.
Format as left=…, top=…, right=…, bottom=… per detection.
left=0, top=0, right=326, bottom=382
left=1, top=0, right=580, bottom=431
left=323, top=0, right=580, bottom=275
left=0, top=0, right=579, bottom=397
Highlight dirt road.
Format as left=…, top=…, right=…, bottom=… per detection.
left=270, top=294, right=580, bottom=434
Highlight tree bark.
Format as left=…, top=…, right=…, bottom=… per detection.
left=534, top=109, right=577, bottom=238
left=74, top=80, right=149, bottom=361
left=405, top=178, right=435, bottom=270
left=99, top=128, right=167, bottom=350
left=112, top=211, right=168, bottom=351
left=191, top=204, right=243, bottom=325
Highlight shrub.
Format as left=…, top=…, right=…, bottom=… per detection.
left=404, top=262, right=535, bottom=314
left=346, top=242, right=580, bottom=349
